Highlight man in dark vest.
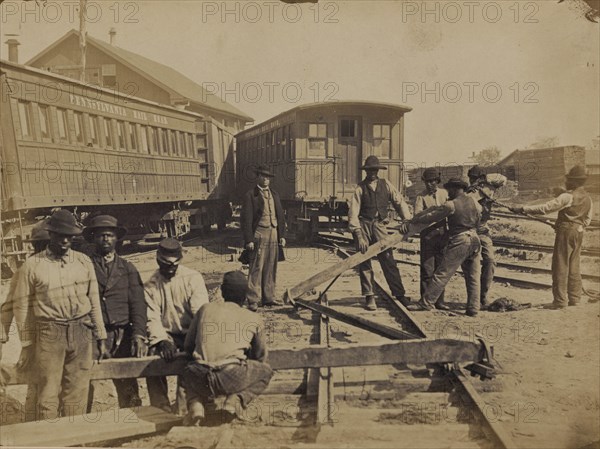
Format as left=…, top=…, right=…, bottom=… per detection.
left=402, top=177, right=483, bottom=316
left=510, top=165, right=593, bottom=309
left=241, top=165, right=286, bottom=312
left=349, top=156, right=413, bottom=311
left=83, top=215, right=147, bottom=411
left=414, top=168, right=449, bottom=310
left=467, top=166, right=507, bottom=309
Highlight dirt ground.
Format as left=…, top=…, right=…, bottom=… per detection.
left=1, top=213, right=599, bottom=449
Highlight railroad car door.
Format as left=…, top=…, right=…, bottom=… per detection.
left=335, top=117, right=362, bottom=195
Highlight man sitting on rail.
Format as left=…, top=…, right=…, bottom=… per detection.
left=401, top=177, right=483, bottom=316
left=182, top=271, right=273, bottom=426
left=510, top=165, right=593, bottom=310
left=414, top=168, right=449, bottom=311
left=83, top=215, right=147, bottom=412
left=10, top=209, right=107, bottom=419
left=467, top=166, right=507, bottom=309
left=144, top=238, right=210, bottom=415
left=349, top=155, right=413, bottom=311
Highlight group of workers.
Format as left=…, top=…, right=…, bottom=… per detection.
left=0, top=159, right=593, bottom=427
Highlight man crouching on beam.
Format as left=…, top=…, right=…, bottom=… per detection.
left=182, top=271, right=273, bottom=426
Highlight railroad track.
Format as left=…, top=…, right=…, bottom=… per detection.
left=233, top=236, right=514, bottom=448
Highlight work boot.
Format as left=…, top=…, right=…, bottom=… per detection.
left=263, top=299, right=284, bottom=307
left=434, top=301, right=450, bottom=311
left=396, top=295, right=411, bottom=307
left=247, top=302, right=259, bottom=312
left=407, top=300, right=433, bottom=311
left=465, top=309, right=478, bottom=317
left=183, top=401, right=205, bottom=426
left=365, top=295, right=377, bottom=311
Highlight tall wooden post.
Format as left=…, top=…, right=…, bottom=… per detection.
left=79, top=0, right=87, bottom=82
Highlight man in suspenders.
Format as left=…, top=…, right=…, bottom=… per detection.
left=348, top=156, right=413, bottom=311
left=510, top=165, right=593, bottom=309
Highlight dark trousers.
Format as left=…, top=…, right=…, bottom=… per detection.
left=183, top=360, right=273, bottom=409
left=147, top=333, right=186, bottom=415
left=552, top=223, right=584, bottom=306
left=420, top=230, right=446, bottom=304
left=35, top=318, right=93, bottom=419
left=87, top=326, right=141, bottom=412
left=357, top=218, right=406, bottom=297
left=479, top=233, right=496, bottom=305
left=422, top=231, right=481, bottom=312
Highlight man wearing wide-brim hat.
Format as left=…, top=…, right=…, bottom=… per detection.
left=400, top=177, right=483, bottom=316
left=510, top=165, right=593, bottom=309
left=413, top=167, right=450, bottom=310
left=241, top=165, right=286, bottom=311
left=10, top=209, right=107, bottom=419
left=83, top=215, right=147, bottom=412
left=349, top=156, right=413, bottom=311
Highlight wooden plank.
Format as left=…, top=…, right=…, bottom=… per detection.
left=0, top=406, right=182, bottom=447
left=1, top=340, right=484, bottom=386
left=293, top=298, right=421, bottom=341
left=284, top=223, right=427, bottom=302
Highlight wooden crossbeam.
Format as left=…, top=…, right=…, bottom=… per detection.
left=283, top=223, right=428, bottom=303
left=1, top=339, right=483, bottom=386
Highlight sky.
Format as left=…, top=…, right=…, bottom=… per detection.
left=1, top=0, right=598, bottom=165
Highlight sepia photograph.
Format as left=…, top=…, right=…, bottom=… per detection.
left=0, top=0, right=598, bottom=448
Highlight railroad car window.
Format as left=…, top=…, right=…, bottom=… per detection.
left=17, top=101, right=33, bottom=138
left=161, top=129, right=169, bottom=154
left=287, top=125, right=294, bottom=159
left=308, top=123, right=327, bottom=158
left=340, top=119, right=357, bottom=138
left=140, top=125, right=149, bottom=154
left=372, top=124, right=391, bottom=158
left=170, top=130, right=178, bottom=155
left=74, top=112, right=84, bottom=144
left=187, top=134, right=194, bottom=158
left=88, top=115, right=99, bottom=146
left=117, top=121, right=127, bottom=150
left=129, top=123, right=138, bottom=151
left=38, top=105, right=51, bottom=139
left=147, top=127, right=156, bottom=153
left=103, top=118, right=113, bottom=148
left=57, top=108, right=69, bottom=141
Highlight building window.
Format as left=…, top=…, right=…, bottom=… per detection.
left=103, top=118, right=113, bottom=148
left=56, top=108, right=68, bottom=141
left=38, top=104, right=51, bottom=139
left=340, top=119, right=357, bottom=138
left=372, top=124, right=391, bottom=158
left=129, top=123, right=138, bottom=151
left=74, top=112, right=84, bottom=144
left=140, top=125, right=149, bottom=153
left=117, top=121, right=127, bottom=150
left=17, top=101, right=32, bottom=138
left=308, top=123, right=327, bottom=158
left=89, top=115, right=99, bottom=146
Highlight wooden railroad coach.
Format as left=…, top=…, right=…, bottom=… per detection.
left=0, top=60, right=233, bottom=274
left=235, top=101, right=412, bottom=239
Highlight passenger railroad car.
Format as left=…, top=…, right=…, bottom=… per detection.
left=0, top=60, right=233, bottom=273
left=235, top=101, right=412, bottom=238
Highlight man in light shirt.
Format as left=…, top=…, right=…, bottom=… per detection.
left=511, top=165, right=593, bottom=309
left=144, top=238, right=210, bottom=414
left=414, top=168, right=449, bottom=310
left=182, top=271, right=272, bottom=426
left=348, top=155, right=413, bottom=311
left=11, top=209, right=107, bottom=419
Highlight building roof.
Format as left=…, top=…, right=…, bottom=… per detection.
left=26, top=29, right=252, bottom=122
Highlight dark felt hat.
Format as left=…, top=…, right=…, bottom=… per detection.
left=43, top=210, right=83, bottom=236
left=157, top=238, right=183, bottom=261
left=565, top=165, right=587, bottom=180
left=443, top=177, right=469, bottom=190
left=422, top=167, right=441, bottom=182
left=468, top=165, right=486, bottom=178
left=83, top=215, right=127, bottom=242
left=221, top=271, right=248, bottom=301
left=255, top=165, right=275, bottom=177
left=360, top=155, right=387, bottom=170
left=24, top=220, right=50, bottom=242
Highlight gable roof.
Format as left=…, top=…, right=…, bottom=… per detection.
left=26, top=29, right=252, bottom=122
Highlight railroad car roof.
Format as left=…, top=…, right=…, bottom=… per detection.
left=0, top=59, right=206, bottom=120
left=25, top=29, right=253, bottom=122
left=236, top=100, right=412, bottom=138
